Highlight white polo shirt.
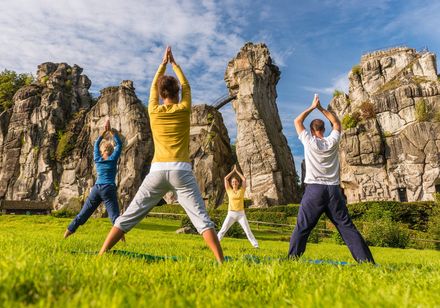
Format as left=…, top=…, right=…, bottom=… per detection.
left=299, top=129, right=341, bottom=185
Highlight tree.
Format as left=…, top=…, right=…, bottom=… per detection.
left=0, top=69, right=34, bottom=112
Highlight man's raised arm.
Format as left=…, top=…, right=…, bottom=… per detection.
left=294, top=94, right=320, bottom=135
left=317, top=104, right=341, bottom=132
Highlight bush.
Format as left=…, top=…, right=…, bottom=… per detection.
left=246, top=212, right=288, bottom=224
left=362, top=218, right=410, bottom=248
left=245, top=204, right=300, bottom=217
left=415, top=99, right=431, bottom=122
left=65, top=79, right=72, bottom=90
left=360, top=204, right=410, bottom=248
left=347, top=201, right=435, bottom=232
left=377, top=79, right=400, bottom=93
left=40, top=76, right=49, bottom=85
left=0, top=69, right=34, bottom=111
left=427, top=199, right=440, bottom=249
left=56, top=131, right=74, bottom=161
left=359, top=101, right=376, bottom=119
left=333, top=89, right=344, bottom=97
left=383, top=131, right=393, bottom=138
left=341, top=112, right=360, bottom=129
left=351, top=65, right=362, bottom=76
left=434, top=193, right=440, bottom=205
left=51, top=209, right=78, bottom=218
left=331, top=231, right=345, bottom=245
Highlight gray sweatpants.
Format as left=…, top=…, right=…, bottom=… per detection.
left=114, top=170, right=215, bottom=234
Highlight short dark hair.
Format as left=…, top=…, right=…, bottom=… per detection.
left=310, top=119, right=325, bottom=132
left=158, top=75, right=179, bottom=100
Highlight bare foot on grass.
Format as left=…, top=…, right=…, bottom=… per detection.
left=64, top=229, right=73, bottom=239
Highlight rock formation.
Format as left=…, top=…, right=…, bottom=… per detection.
left=0, top=62, right=91, bottom=200
left=54, top=80, right=154, bottom=212
left=1, top=45, right=301, bottom=211
left=225, top=42, right=299, bottom=206
left=190, top=104, right=233, bottom=207
left=329, top=47, right=440, bottom=202
left=0, top=61, right=236, bottom=213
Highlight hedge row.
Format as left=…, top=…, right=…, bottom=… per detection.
left=150, top=201, right=438, bottom=231
left=347, top=201, right=436, bottom=231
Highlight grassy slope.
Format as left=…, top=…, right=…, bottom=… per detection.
left=1, top=215, right=439, bottom=307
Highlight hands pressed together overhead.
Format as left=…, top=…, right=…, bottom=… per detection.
left=162, top=46, right=176, bottom=65
left=101, top=119, right=113, bottom=137
left=311, top=94, right=322, bottom=110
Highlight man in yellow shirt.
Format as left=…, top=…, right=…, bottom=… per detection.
left=217, top=165, right=259, bottom=248
left=99, top=47, right=224, bottom=262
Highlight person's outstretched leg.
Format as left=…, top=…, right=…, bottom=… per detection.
left=99, top=172, right=169, bottom=254
left=217, top=211, right=237, bottom=240
left=288, top=184, right=326, bottom=258
left=237, top=212, right=259, bottom=248
left=99, top=226, right=125, bottom=255
left=101, top=184, right=125, bottom=242
left=101, top=184, right=120, bottom=225
left=325, top=185, right=375, bottom=263
left=65, top=185, right=102, bottom=237
left=202, top=229, right=224, bottom=262
left=171, top=170, right=224, bottom=263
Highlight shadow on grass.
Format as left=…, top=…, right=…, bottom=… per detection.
left=70, top=250, right=179, bottom=262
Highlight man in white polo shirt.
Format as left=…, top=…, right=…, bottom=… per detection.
left=288, top=94, right=374, bottom=263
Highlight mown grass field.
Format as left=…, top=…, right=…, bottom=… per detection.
left=1, top=215, right=440, bottom=307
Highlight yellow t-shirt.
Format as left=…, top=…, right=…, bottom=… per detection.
left=227, top=187, right=245, bottom=211
left=148, top=63, right=191, bottom=163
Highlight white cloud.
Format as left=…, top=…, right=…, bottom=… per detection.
left=0, top=0, right=247, bottom=103
left=382, top=2, right=440, bottom=42
left=302, top=72, right=349, bottom=96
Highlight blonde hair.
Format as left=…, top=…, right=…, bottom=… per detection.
left=100, top=140, right=114, bottom=156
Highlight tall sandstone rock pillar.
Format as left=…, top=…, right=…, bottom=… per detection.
left=224, top=42, right=299, bottom=206
left=190, top=104, right=234, bottom=207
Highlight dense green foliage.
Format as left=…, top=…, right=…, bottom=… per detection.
left=0, top=69, right=34, bottom=111
left=153, top=201, right=440, bottom=249
left=332, top=89, right=344, bottom=97
left=351, top=65, right=362, bottom=76
left=415, top=99, right=431, bottom=122
left=1, top=215, right=440, bottom=307
left=56, top=130, right=75, bottom=161
left=341, top=112, right=360, bottom=129
left=347, top=201, right=436, bottom=231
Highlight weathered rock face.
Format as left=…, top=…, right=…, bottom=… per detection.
left=225, top=42, right=299, bottom=206
left=190, top=104, right=233, bottom=207
left=0, top=62, right=235, bottom=213
left=0, top=62, right=91, bottom=200
left=55, top=81, right=153, bottom=212
left=329, top=47, right=440, bottom=202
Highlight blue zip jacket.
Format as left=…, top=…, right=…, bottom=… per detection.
left=94, top=133, right=122, bottom=185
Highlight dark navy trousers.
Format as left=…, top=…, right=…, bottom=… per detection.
left=288, top=184, right=375, bottom=263
left=68, top=184, right=120, bottom=232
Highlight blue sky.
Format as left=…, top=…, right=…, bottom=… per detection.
left=1, top=0, right=440, bottom=173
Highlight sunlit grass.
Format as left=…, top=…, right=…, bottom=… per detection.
left=1, top=215, right=439, bottom=307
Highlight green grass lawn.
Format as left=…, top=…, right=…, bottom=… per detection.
left=1, top=215, right=440, bottom=307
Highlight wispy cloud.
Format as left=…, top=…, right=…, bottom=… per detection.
left=0, top=0, right=247, bottom=103
left=302, top=72, right=349, bottom=96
